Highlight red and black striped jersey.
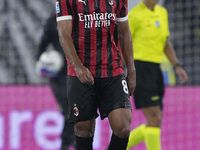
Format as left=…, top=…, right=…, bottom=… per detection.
left=56, top=0, right=128, bottom=78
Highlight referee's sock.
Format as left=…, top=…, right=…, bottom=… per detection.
left=75, top=136, right=93, bottom=150
left=108, top=133, right=129, bottom=150
left=144, top=127, right=161, bottom=150
left=126, top=124, right=146, bottom=149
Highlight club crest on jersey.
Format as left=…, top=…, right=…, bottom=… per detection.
left=108, top=0, right=114, bottom=5
left=155, top=20, right=160, bottom=28
left=56, top=1, right=60, bottom=13
left=73, top=105, right=79, bottom=116
left=78, top=0, right=86, bottom=5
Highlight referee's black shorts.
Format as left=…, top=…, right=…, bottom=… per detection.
left=133, top=60, right=165, bottom=110
left=67, top=74, right=132, bottom=123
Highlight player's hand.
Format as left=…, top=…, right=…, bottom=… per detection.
left=74, top=65, right=94, bottom=85
left=175, top=66, right=188, bottom=84
left=126, top=69, right=136, bottom=96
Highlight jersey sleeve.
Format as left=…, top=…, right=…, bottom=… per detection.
left=56, top=0, right=73, bottom=22
left=116, top=0, right=128, bottom=22
left=128, top=11, right=139, bottom=37
left=165, top=9, right=170, bottom=38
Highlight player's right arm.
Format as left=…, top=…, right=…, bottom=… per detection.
left=57, top=20, right=94, bottom=85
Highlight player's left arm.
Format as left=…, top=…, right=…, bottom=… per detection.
left=164, top=39, right=188, bottom=84
left=118, top=20, right=136, bottom=95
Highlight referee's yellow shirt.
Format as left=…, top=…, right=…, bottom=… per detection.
left=128, top=2, right=170, bottom=63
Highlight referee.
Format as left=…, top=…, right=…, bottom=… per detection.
left=127, top=0, right=188, bottom=150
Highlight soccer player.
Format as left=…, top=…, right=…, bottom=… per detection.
left=56, top=0, right=136, bottom=149
left=127, top=0, right=188, bottom=150
left=36, top=14, right=75, bottom=150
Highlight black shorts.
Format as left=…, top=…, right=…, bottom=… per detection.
left=133, top=61, right=165, bottom=109
left=67, top=74, right=132, bottom=123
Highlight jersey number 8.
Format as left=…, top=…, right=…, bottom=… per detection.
left=122, top=80, right=129, bottom=94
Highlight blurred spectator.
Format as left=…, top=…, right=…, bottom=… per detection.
left=36, top=14, right=75, bottom=150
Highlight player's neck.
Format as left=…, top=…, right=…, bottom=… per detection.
left=143, top=1, right=156, bottom=11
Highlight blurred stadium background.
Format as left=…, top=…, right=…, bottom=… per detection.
left=0, top=0, right=200, bottom=150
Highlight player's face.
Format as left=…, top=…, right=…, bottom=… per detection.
left=144, top=0, right=159, bottom=5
